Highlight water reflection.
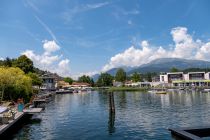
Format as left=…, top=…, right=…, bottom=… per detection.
left=108, top=92, right=116, bottom=134
left=108, top=110, right=115, bottom=134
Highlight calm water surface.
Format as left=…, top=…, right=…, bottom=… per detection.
left=13, top=91, right=210, bottom=140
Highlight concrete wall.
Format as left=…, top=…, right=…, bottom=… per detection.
left=160, top=75, right=168, bottom=83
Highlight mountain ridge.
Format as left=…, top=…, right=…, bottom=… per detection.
left=92, top=58, right=210, bottom=81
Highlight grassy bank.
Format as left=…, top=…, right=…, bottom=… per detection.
left=107, top=87, right=149, bottom=92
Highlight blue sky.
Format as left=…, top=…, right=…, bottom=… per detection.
left=0, top=0, right=210, bottom=78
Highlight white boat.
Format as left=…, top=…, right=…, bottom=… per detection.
left=203, top=89, right=210, bottom=93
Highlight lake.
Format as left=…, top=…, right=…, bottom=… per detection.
left=12, top=90, right=210, bottom=140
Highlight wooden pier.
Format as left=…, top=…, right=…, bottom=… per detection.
left=169, top=126, right=210, bottom=140
left=0, top=108, right=43, bottom=137
left=0, top=112, right=24, bottom=135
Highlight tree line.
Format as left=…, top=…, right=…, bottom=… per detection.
left=63, top=68, right=158, bottom=87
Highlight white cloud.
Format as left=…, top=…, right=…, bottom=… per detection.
left=86, top=2, right=110, bottom=9
left=43, top=40, right=60, bottom=54
left=57, top=59, right=71, bottom=76
left=22, top=40, right=70, bottom=77
left=0, top=57, right=4, bottom=61
left=102, top=27, right=210, bottom=71
left=196, top=42, right=210, bottom=60
left=62, top=2, right=110, bottom=23
left=170, top=27, right=198, bottom=58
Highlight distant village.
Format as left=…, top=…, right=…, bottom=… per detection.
left=41, top=71, right=210, bottom=91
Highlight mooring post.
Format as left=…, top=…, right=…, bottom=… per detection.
left=109, top=92, right=115, bottom=112
left=108, top=92, right=115, bottom=134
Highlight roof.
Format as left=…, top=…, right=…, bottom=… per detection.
left=71, top=82, right=91, bottom=86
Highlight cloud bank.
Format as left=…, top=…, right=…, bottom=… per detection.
left=103, top=27, right=210, bottom=71
left=22, top=40, right=70, bottom=77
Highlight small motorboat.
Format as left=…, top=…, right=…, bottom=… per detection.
left=56, top=88, right=73, bottom=94
left=203, top=89, right=210, bottom=93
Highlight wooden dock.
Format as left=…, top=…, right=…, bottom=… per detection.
left=0, top=108, right=43, bottom=136
left=0, top=112, right=24, bottom=135
left=169, top=126, right=210, bottom=140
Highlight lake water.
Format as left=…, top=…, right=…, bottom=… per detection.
left=12, top=91, right=210, bottom=140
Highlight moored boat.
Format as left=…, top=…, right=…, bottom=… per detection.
left=56, top=88, right=73, bottom=94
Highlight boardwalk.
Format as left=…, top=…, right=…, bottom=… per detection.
left=0, top=112, right=24, bottom=135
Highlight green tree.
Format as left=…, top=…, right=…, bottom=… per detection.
left=115, top=68, right=126, bottom=82
left=0, top=67, right=32, bottom=102
left=4, top=57, right=13, bottom=67
left=27, top=72, right=43, bottom=86
left=144, top=72, right=152, bottom=82
left=78, top=75, right=94, bottom=86
left=170, top=67, right=179, bottom=72
left=64, top=77, right=74, bottom=84
left=96, top=73, right=113, bottom=87
left=131, top=72, right=141, bottom=82
left=12, top=55, right=34, bottom=73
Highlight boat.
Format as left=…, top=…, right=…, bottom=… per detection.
left=148, top=90, right=156, bottom=93
left=56, top=88, right=73, bottom=94
left=203, top=89, right=210, bottom=93
left=179, top=87, right=185, bottom=90
left=155, top=87, right=167, bottom=94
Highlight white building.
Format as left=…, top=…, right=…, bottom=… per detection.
left=125, top=82, right=151, bottom=87
left=160, top=72, right=210, bottom=87
left=40, top=74, right=56, bottom=90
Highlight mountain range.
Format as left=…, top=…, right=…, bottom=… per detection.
left=92, top=58, right=210, bottom=81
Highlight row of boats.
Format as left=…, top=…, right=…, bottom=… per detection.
left=55, top=87, right=92, bottom=94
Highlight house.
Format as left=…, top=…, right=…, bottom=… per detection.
left=113, top=81, right=123, bottom=87
left=57, top=81, right=70, bottom=89
left=40, top=73, right=56, bottom=90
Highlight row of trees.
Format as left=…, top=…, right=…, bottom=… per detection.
left=0, top=55, right=34, bottom=73
left=95, top=68, right=157, bottom=87
left=63, top=75, right=95, bottom=87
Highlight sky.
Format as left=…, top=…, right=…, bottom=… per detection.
left=0, top=0, right=210, bottom=79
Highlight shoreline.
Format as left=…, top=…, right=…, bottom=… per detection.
left=107, top=87, right=149, bottom=92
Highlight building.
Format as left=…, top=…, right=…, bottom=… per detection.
left=160, top=72, right=210, bottom=87
left=160, top=72, right=184, bottom=83
left=40, top=73, right=56, bottom=90
left=70, top=82, right=91, bottom=89
left=57, top=81, right=70, bottom=89
left=113, top=81, right=123, bottom=87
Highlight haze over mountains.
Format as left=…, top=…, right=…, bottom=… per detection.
left=92, top=58, right=210, bottom=81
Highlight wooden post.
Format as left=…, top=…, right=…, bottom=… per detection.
left=109, top=92, right=115, bottom=112
left=108, top=92, right=115, bottom=134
